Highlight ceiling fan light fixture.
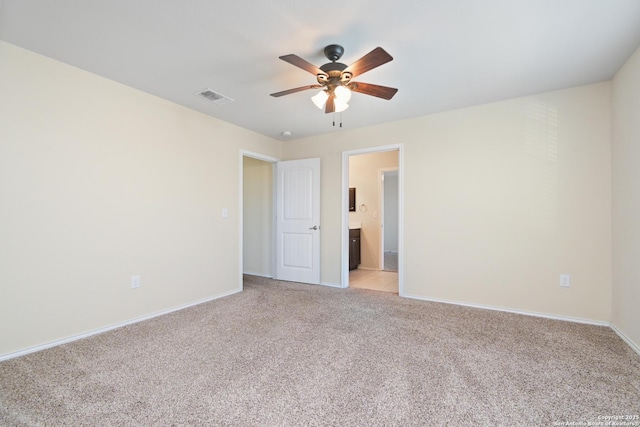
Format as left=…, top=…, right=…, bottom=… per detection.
left=274, top=45, right=396, bottom=119
left=311, top=90, right=328, bottom=109
left=334, top=85, right=351, bottom=103
left=334, top=100, right=349, bottom=113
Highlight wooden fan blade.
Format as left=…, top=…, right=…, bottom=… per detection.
left=350, top=82, right=398, bottom=100
left=325, top=93, right=335, bottom=114
left=343, top=47, right=393, bottom=78
left=279, top=54, right=328, bottom=77
left=270, top=85, right=322, bottom=97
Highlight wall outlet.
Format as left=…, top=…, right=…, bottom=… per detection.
left=131, top=275, right=140, bottom=289
left=559, top=274, right=571, bottom=288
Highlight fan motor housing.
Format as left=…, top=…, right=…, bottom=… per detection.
left=320, top=62, right=347, bottom=73
left=318, top=63, right=351, bottom=86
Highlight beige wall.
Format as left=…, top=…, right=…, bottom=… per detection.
left=349, top=151, right=399, bottom=269
left=243, top=156, right=273, bottom=277
left=1, top=38, right=628, bottom=357
left=612, top=46, right=640, bottom=350
left=0, top=42, right=282, bottom=356
left=285, top=82, right=612, bottom=322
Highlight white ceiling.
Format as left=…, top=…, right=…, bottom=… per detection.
left=2, top=1, right=640, bottom=141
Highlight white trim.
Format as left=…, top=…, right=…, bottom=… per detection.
left=343, top=145, right=402, bottom=157
left=397, top=147, right=404, bottom=297
left=5, top=286, right=638, bottom=361
left=342, top=144, right=404, bottom=295
left=610, top=323, right=640, bottom=357
left=239, top=149, right=280, bottom=164
left=403, top=293, right=610, bottom=326
left=242, top=271, right=273, bottom=279
left=271, top=163, right=277, bottom=278
left=320, top=281, right=343, bottom=288
left=0, top=289, right=242, bottom=362
left=341, top=153, right=350, bottom=288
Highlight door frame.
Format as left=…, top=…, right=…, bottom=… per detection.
left=341, top=144, right=404, bottom=296
left=239, top=150, right=279, bottom=289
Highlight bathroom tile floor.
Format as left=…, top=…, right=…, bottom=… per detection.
left=348, top=268, right=398, bottom=294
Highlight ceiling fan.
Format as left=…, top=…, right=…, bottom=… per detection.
left=270, top=44, right=398, bottom=114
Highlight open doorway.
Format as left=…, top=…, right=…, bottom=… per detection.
left=342, top=145, right=403, bottom=295
left=241, top=152, right=277, bottom=282
left=240, top=151, right=322, bottom=287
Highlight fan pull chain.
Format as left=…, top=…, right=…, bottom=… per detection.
left=332, top=112, right=344, bottom=128
left=331, top=113, right=344, bottom=128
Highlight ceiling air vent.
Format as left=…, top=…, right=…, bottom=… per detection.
left=195, top=88, right=234, bottom=105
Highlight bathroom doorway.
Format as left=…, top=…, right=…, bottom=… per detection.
left=342, top=145, right=403, bottom=295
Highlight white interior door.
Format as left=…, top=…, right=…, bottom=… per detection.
left=275, top=158, right=321, bottom=284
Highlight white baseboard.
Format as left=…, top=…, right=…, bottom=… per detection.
left=0, top=288, right=242, bottom=362
left=610, top=323, right=640, bottom=357
left=5, top=287, right=637, bottom=362
left=242, top=271, right=273, bottom=279
left=403, top=293, right=609, bottom=326
left=406, top=293, right=640, bottom=356
left=320, top=281, right=343, bottom=288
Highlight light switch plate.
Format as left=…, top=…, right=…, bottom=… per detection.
left=131, top=275, right=140, bottom=289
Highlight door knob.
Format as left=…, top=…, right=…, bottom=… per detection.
left=309, top=226, right=319, bottom=230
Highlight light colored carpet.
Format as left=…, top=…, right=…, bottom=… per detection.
left=1, top=275, right=639, bottom=426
